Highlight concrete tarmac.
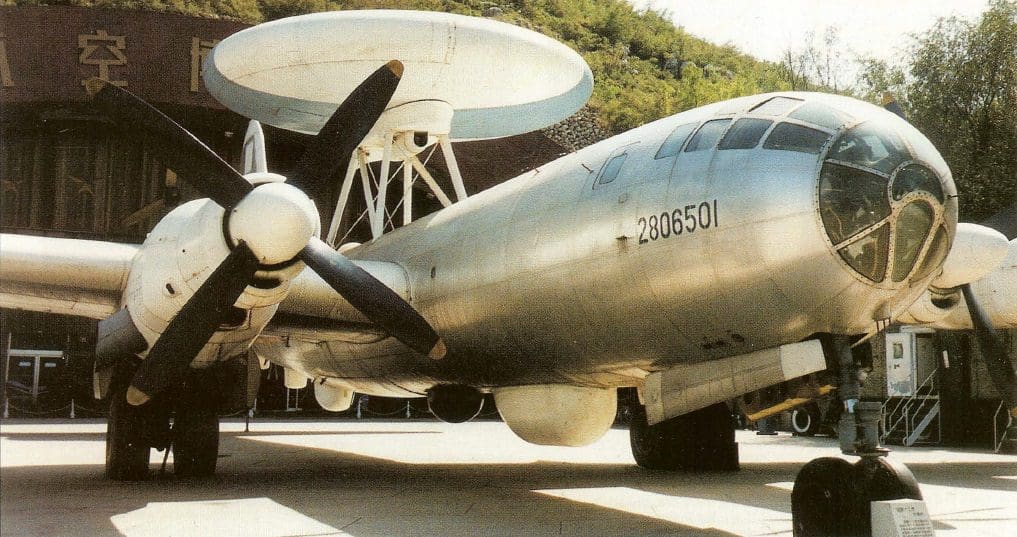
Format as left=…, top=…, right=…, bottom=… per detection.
left=1, top=419, right=1015, bottom=536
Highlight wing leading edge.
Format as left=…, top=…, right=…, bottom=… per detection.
left=0, top=233, right=139, bottom=319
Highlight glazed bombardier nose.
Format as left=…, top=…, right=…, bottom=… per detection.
left=227, top=182, right=320, bottom=265
left=818, top=121, right=952, bottom=285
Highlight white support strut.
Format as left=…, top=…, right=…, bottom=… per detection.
left=357, top=149, right=377, bottom=237
left=402, top=154, right=414, bottom=225
left=372, top=132, right=394, bottom=238
left=438, top=134, right=468, bottom=201
left=408, top=156, right=453, bottom=207
left=326, top=152, right=360, bottom=246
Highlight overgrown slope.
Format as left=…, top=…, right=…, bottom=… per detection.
left=11, top=0, right=791, bottom=133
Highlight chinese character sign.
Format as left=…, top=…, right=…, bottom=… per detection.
left=79, top=29, right=127, bottom=88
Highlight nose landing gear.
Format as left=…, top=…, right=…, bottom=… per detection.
left=792, top=335, right=924, bottom=537
left=792, top=455, right=922, bottom=536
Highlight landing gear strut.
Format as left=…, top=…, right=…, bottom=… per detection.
left=792, top=335, right=923, bottom=536
left=630, top=402, right=739, bottom=471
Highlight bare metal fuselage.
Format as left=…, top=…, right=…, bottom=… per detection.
left=259, top=92, right=956, bottom=396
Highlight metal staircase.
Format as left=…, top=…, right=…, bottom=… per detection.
left=881, top=368, right=941, bottom=446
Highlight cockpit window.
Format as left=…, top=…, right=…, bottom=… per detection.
left=913, top=225, right=950, bottom=280
left=819, top=123, right=949, bottom=285
left=597, top=153, right=628, bottom=185
left=839, top=224, right=889, bottom=282
left=685, top=119, right=732, bottom=152
left=655, top=123, right=698, bottom=159
left=789, top=102, right=849, bottom=130
left=750, top=96, right=803, bottom=116
left=827, top=122, right=910, bottom=175
left=763, top=123, right=831, bottom=154
left=718, top=118, right=772, bottom=150
left=819, top=163, right=891, bottom=244
left=891, top=201, right=935, bottom=282
left=892, top=163, right=944, bottom=202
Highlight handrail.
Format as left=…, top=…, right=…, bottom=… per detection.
left=993, top=400, right=1012, bottom=453
left=881, top=367, right=938, bottom=444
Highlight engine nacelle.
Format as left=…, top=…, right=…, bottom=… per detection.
left=427, top=384, right=484, bottom=423
left=122, top=196, right=306, bottom=368
left=314, top=379, right=355, bottom=412
left=900, top=238, right=1017, bottom=330
left=493, top=384, right=616, bottom=446
left=897, top=288, right=962, bottom=325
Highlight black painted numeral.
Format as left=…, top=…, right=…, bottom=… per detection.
left=636, top=199, right=718, bottom=245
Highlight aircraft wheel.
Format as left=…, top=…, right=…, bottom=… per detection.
left=791, top=457, right=854, bottom=537
left=850, top=457, right=922, bottom=536
left=106, top=388, right=151, bottom=481
left=630, top=404, right=684, bottom=469
left=791, top=404, right=822, bottom=436
left=630, top=403, right=738, bottom=471
left=173, top=405, right=219, bottom=478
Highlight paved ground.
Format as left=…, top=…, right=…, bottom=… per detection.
left=1, top=419, right=1015, bottom=536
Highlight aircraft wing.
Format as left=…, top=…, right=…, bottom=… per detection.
left=0, top=233, right=138, bottom=319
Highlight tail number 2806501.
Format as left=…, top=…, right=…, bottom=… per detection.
left=637, top=200, right=717, bottom=244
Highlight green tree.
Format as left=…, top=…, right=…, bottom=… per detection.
left=860, top=0, right=1016, bottom=221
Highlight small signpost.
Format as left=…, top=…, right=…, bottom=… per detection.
left=871, top=498, right=935, bottom=537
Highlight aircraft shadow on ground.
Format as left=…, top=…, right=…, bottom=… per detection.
left=2, top=427, right=1015, bottom=537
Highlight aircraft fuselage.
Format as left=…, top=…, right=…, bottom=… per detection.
left=257, top=92, right=957, bottom=396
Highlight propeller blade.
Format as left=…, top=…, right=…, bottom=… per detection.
left=288, top=60, right=403, bottom=192
left=126, top=242, right=260, bottom=405
left=300, top=237, right=446, bottom=360
left=960, top=284, right=1017, bottom=417
left=85, top=78, right=253, bottom=210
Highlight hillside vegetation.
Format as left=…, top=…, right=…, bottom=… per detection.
left=10, top=0, right=790, bottom=133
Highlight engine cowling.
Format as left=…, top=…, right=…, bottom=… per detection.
left=493, top=385, right=616, bottom=446
left=122, top=177, right=309, bottom=369
left=427, top=384, right=484, bottom=423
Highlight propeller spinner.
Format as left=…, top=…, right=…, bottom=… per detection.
left=89, top=60, right=446, bottom=406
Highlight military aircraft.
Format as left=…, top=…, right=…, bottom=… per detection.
left=1, top=10, right=1014, bottom=537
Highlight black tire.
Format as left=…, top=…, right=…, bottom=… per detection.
left=630, top=403, right=737, bottom=471
left=850, top=457, right=922, bottom=536
left=173, top=406, right=219, bottom=478
left=105, top=389, right=151, bottom=481
left=791, top=403, right=822, bottom=436
left=792, top=457, right=854, bottom=537
left=630, top=404, right=683, bottom=470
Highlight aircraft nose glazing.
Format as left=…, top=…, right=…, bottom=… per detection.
left=818, top=121, right=952, bottom=287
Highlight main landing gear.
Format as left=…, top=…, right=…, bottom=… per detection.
left=792, top=335, right=923, bottom=537
left=630, top=402, right=739, bottom=471
left=104, top=361, right=222, bottom=480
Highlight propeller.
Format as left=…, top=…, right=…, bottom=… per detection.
left=89, top=60, right=446, bottom=406
left=882, top=93, right=1017, bottom=418
left=288, top=60, right=403, bottom=193
left=86, top=78, right=253, bottom=210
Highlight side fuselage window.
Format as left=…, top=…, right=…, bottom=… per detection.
left=684, top=119, right=732, bottom=152
left=655, top=123, right=698, bottom=159
left=597, top=153, right=628, bottom=185
left=718, top=118, right=773, bottom=150
left=763, top=123, right=832, bottom=154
